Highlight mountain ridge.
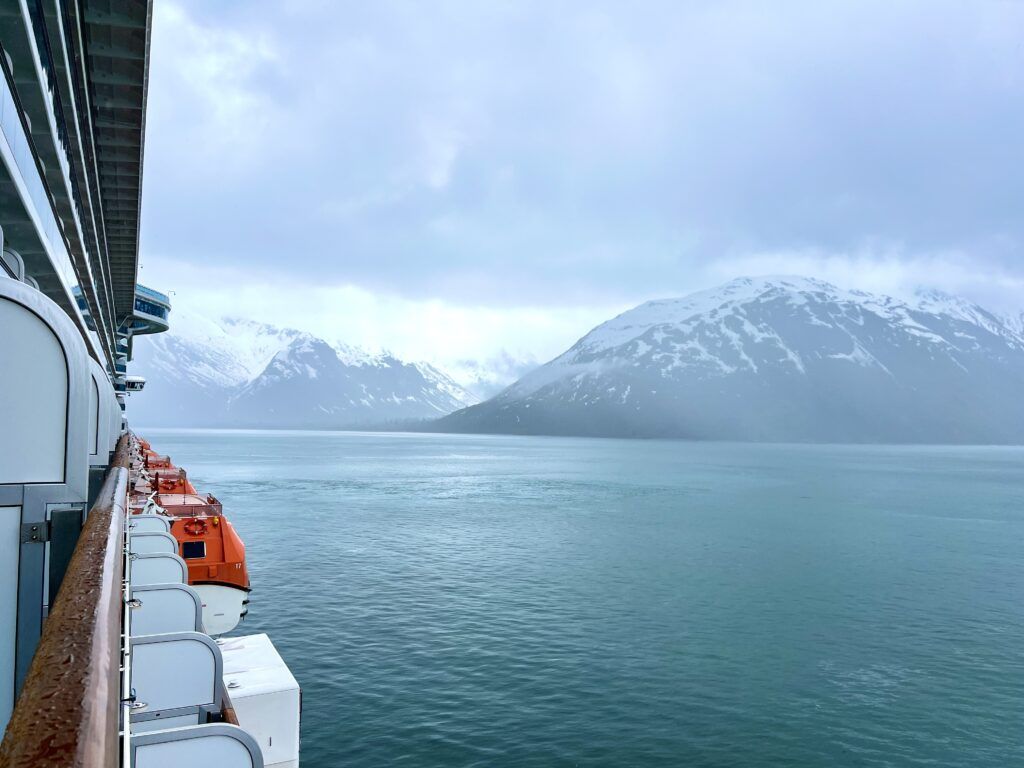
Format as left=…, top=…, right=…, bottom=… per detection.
left=434, top=276, right=1024, bottom=443
left=129, top=311, right=479, bottom=428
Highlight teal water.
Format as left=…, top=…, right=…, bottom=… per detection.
left=142, top=429, right=1024, bottom=767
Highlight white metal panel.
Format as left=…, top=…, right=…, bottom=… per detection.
left=131, top=585, right=202, bottom=636
left=130, top=531, right=177, bottom=555
left=131, top=553, right=188, bottom=586
left=88, top=358, right=114, bottom=461
left=0, top=506, right=20, bottom=731
left=132, top=635, right=219, bottom=712
left=131, top=713, right=199, bottom=734
left=231, top=688, right=300, bottom=767
left=130, top=515, right=172, bottom=533
left=88, top=374, right=99, bottom=458
left=0, top=294, right=68, bottom=483
left=0, top=277, right=89, bottom=498
left=220, top=634, right=300, bottom=767
left=133, top=725, right=263, bottom=768
left=107, top=390, right=120, bottom=452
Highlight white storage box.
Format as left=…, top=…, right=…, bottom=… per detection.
left=218, top=633, right=300, bottom=768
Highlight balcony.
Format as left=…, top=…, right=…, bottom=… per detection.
left=136, top=284, right=170, bottom=305
left=76, top=282, right=171, bottom=337
left=129, top=284, right=171, bottom=335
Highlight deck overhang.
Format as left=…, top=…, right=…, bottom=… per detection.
left=82, top=0, right=152, bottom=326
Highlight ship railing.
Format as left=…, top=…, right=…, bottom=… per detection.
left=0, top=435, right=130, bottom=766
left=1, top=433, right=265, bottom=767
left=151, top=501, right=224, bottom=517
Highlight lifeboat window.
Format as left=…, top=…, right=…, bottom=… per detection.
left=182, top=541, right=206, bottom=559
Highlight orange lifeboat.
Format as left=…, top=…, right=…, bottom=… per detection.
left=147, top=492, right=250, bottom=635
left=129, top=439, right=252, bottom=635
left=145, top=455, right=175, bottom=471
left=167, top=509, right=250, bottom=635
left=150, top=467, right=197, bottom=495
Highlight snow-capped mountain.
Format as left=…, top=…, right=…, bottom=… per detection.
left=128, top=310, right=478, bottom=428
left=444, top=352, right=541, bottom=399
left=436, top=276, right=1024, bottom=443
left=1007, top=310, right=1024, bottom=338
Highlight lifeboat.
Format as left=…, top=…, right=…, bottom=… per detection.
left=154, top=468, right=197, bottom=495
left=143, top=451, right=175, bottom=470
left=127, top=468, right=192, bottom=503
left=128, top=441, right=251, bottom=635
left=152, top=492, right=250, bottom=635
left=167, top=507, right=250, bottom=636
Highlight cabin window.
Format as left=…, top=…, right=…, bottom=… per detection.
left=182, top=541, right=206, bottom=559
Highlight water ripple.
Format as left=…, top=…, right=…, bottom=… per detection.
left=142, top=430, right=1024, bottom=767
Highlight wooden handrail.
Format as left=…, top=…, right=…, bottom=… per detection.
left=0, top=435, right=131, bottom=768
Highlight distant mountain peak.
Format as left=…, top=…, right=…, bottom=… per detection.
left=129, top=309, right=477, bottom=428
left=578, top=275, right=844, bottom=353
left=574, top=275, right=1021, bottom=359
left=251, top=334, right=334, bottom=386
left=438, top=276, right=1024, bottom=443
left=331, top=340, right=386, bottom=368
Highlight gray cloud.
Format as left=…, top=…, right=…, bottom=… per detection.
left=140, top=0, right=1024, bottom=313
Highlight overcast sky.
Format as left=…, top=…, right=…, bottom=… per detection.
left=138, top=0, right=1024, bottom=369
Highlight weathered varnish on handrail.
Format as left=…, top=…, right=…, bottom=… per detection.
left=0, top=435, right=131, bottom=768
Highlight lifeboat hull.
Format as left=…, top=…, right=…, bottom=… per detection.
left=194, top=584, right=249, bottom=635
left=168, top=512, right=250, bottom=635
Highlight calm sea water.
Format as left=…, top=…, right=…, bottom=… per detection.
left=141, top=429, right=1024, bottom=767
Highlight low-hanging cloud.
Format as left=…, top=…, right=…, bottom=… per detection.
left=140, top=0, right=1024, bottom=364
